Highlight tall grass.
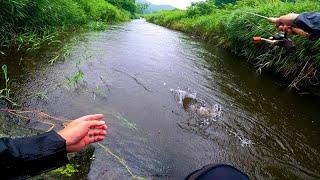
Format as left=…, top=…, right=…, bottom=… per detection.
left=146, top=0, right=320, bottom=89
left=0, top=0, right=130, bottom=51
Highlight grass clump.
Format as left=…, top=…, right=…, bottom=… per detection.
left=146, top=0, right=320, bottom=89
left=86, top=21, right=108, bottom=31
left=66, top=70, right=85, bottom=87
left=51, top=164, right=79, bottom=177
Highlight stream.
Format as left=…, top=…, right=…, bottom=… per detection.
left=1, top=19, right=320, bottom=179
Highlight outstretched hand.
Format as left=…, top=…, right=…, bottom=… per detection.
left=58, top=114, right=107, bottom=153
left=268, top=13, right=299, bottom=33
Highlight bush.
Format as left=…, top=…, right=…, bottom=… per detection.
left=77, top=0, right=129, bottom=23
left=186, top=2, right=216, bottom=18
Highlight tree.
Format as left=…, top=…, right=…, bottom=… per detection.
left=186, top=2, right=216, bottom=17
left=207, top=0, right=237, bottom=7
left=106, top=0, right=137, bottom=14
left=136, top=2, right=149, bottom=14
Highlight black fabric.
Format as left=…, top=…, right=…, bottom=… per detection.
left=293, top=12, right=320, bottom=40
left=0, top=131, right=69, bottom=179
left=186, top=164, right=249, bottom=180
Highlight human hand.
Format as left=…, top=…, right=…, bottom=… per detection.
left=268, top=13, right=299, bottom=33
left=58, top=114, right=107, bottom=153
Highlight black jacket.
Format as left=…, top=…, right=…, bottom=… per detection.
left=0, top=131, right=69, bottom=179
left=294, top=12, right=320, bottom=40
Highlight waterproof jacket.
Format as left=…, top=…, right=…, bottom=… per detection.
left=0, top=131, right=68, bottom=179
left=294, top=12, right=320, bottom=40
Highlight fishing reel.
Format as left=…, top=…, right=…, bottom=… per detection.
left=253, top=32, right=295, bottom=49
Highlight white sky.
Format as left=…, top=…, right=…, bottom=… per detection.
left=147, top=0, right=205, bottom=9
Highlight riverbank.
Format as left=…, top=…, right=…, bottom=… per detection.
left=146, top=0, right=320, bottom=89
left=0, top=0, right=131, bottom=55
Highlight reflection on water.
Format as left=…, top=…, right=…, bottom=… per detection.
left=0, top=19, right=319, bottom=179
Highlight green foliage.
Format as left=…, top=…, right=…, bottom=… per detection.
left=107, top=0, right=137, bottom=15
left=136, top=3, right=150, bottom=14
left=146, top=0, right=320, bottom=88
left=211, top=0, right=237, bottom=7
left=66, top=70, right=85, bottom=87
left=77, top=0, right=129, bottom=23
left=186, top=2, right=216, bottom=17
left=0, top=0, right=130, bottom=50
left=86, top=21, right=108, bottom=31
left=52, top=164, right=79, bottom=177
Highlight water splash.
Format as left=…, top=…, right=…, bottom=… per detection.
left=228, top=130, right=254, bottom=147
left=170, top=88, right=197, bottom=104
left=170, top=88, right=222, bottom=121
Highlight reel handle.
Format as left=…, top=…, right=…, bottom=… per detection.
left=291, top=27, right=310, bottom=39
left=253, top=37, right=262, bottom=42
left=268, top=17, right=310, bottom=39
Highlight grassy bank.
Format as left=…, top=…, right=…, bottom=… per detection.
left=146, top=0, right=320, bottom=89
left=0, top=0, right=131, bottom=53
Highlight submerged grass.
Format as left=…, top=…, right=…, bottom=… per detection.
left=32, top=91, right=49, bottom=100
left=112, top=112, right=138, bottom=131
left=66, top=70, right=85, bottom=87
left=98, top=143, right=147, bottom=180
left=146, top=0, right=320, bottom=89
left=86, top=21, right=109, bottom=31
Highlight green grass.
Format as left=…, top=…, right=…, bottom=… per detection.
left=51, top=164, right=79, bottom=177
left=0, top=0, right=130, bottom=53
left=66, top=70, right=85, bottom=87
left=146, top=0, right=320, bottom=89
left=0, top=65, right=17, bottom=105
left=32, top=91, right=49, bottom=100
left=86, top=21, right=109, bottom=31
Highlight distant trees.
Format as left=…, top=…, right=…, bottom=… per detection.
left=186, top=2, right=216, bottom=17
left=186, top=0, right=238, bottom=18
left=212, top=0, right=237, bottom=7
left=203, top=0, right=236, bottom=7
left=106, top=0, right=137, bottom=14
left=136, top=3, right=150, bottom=14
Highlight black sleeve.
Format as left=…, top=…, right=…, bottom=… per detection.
left=293, top=12, right=320, bottom=40
left=0, top=131, right=69, bottom=179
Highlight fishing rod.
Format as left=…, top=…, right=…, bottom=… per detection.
left=244, top=12, right=310, bottom=49
left=245, top=12, right=310, bottom=38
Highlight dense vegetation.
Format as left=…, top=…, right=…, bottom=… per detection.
left=0, top=0, right=132, bottom=51
left=107, top=0, right=137, bottom=15
left=146, top=0, right=320, bottom=89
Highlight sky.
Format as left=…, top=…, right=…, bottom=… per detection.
left=146, top=0, right=205, bottom=9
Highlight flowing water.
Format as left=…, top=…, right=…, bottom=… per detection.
left=0, top=19, right=320, bottom=179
